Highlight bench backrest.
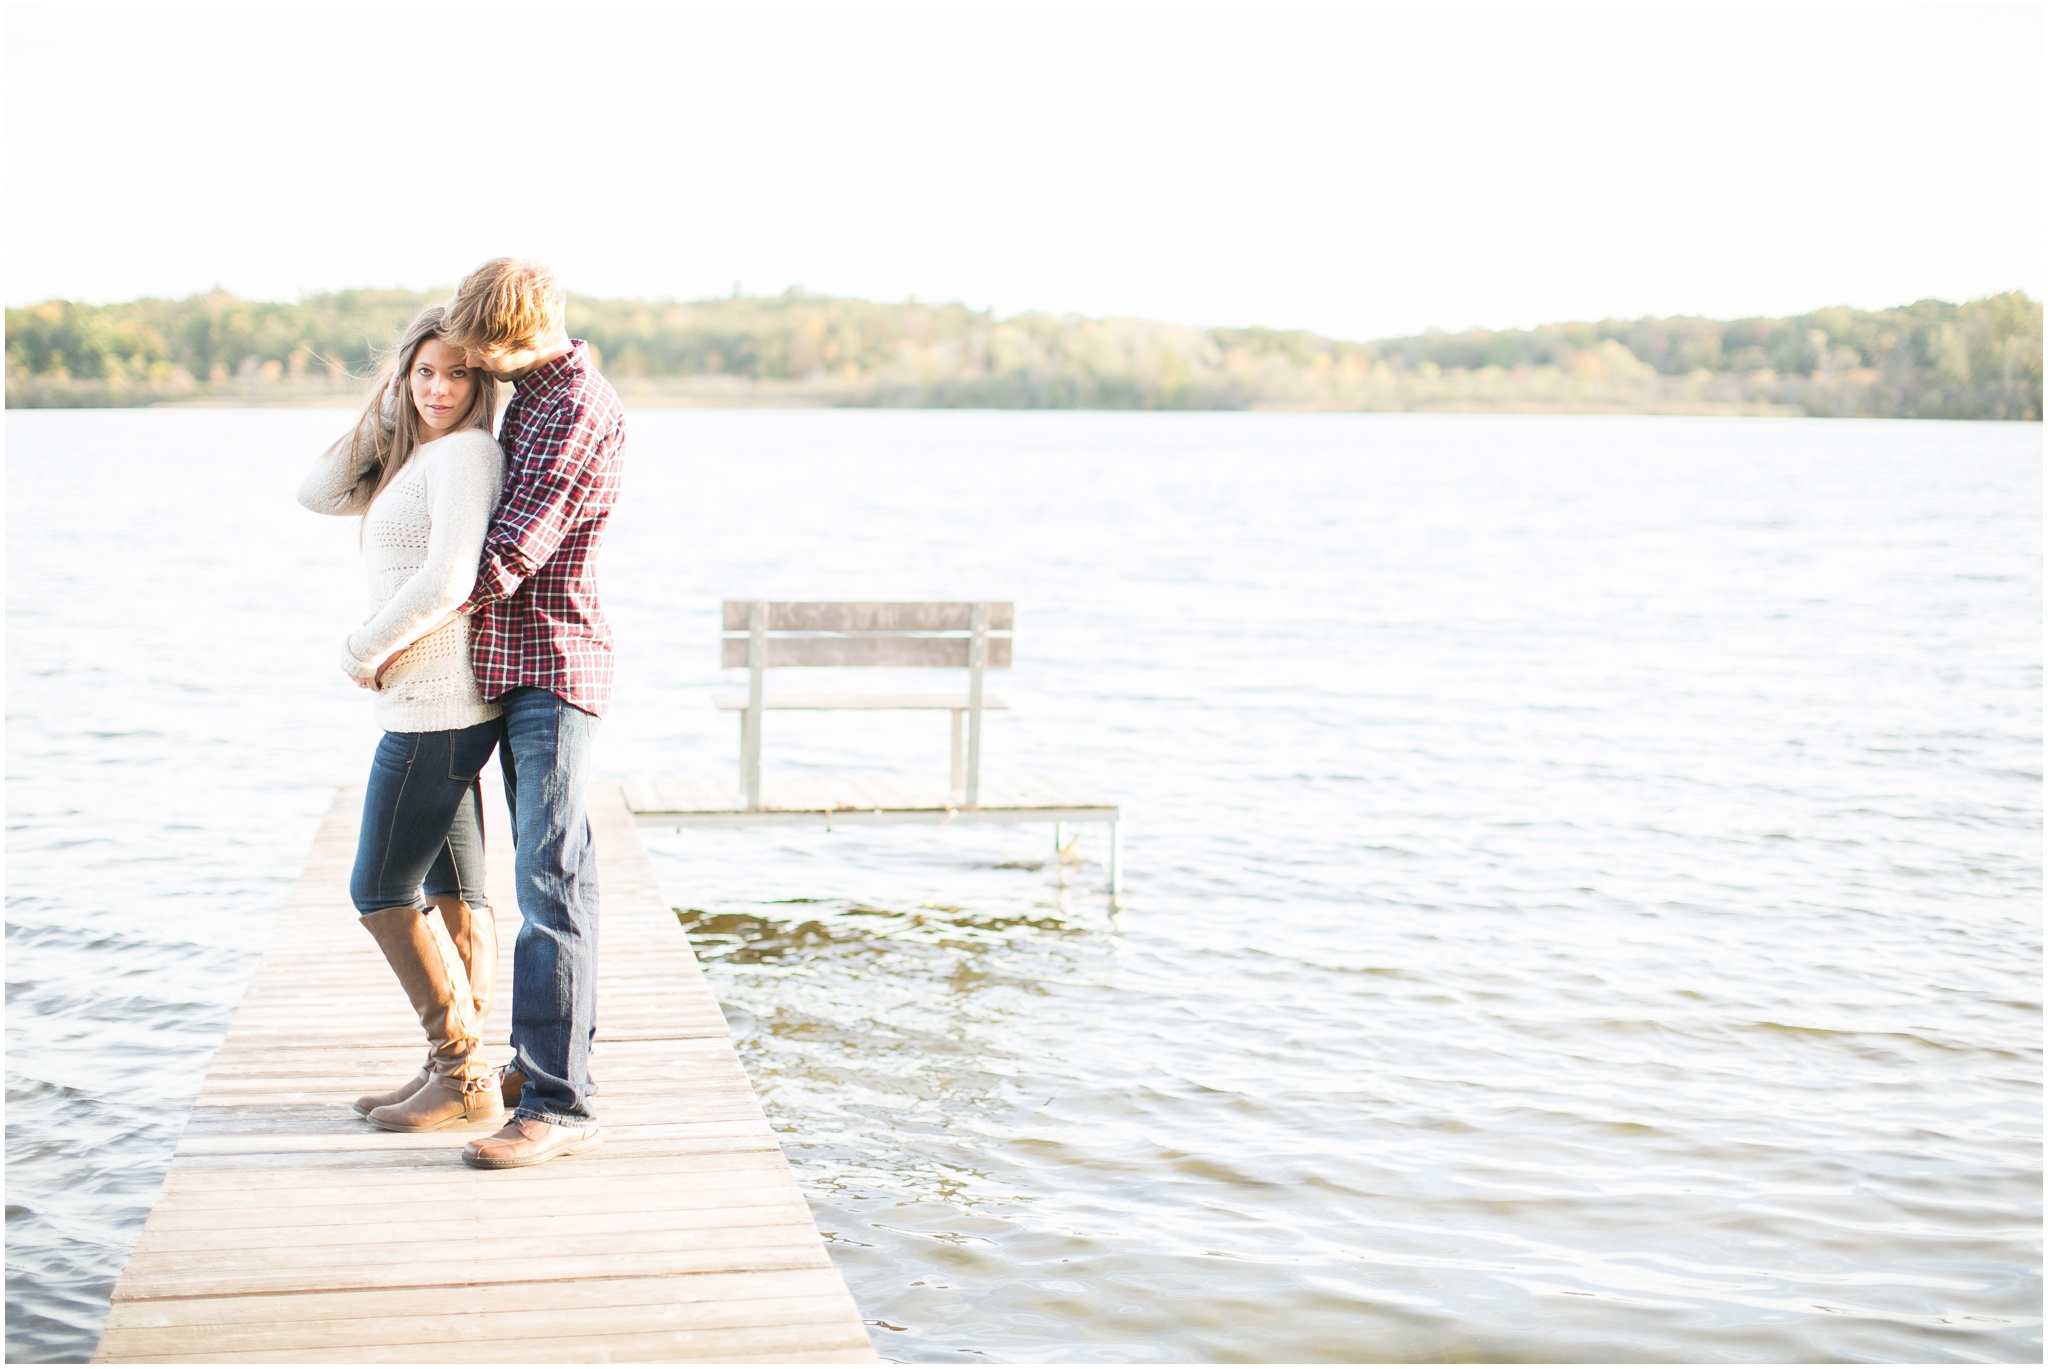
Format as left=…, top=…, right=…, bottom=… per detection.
left=721, top=601, right=1014, bottom=809
left=720, top=601, right=1015, bottom=669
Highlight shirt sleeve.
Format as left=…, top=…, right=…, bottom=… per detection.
left=346, top=437, right=505, bottom=666
left=297, top=394, right=395, bottom=516
left=457, top=400, right=612, bottom=614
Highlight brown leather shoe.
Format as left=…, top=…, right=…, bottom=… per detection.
left=497, top=1064, right=529, bottom=1109
left=461, top=1116, right=603, bottom=1169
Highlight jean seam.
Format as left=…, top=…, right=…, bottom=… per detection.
left=514, top=1107, right=595, bottom=1128
left=370, top=734, right=423, bottom=910
left=423, top=835, right=457, bottom=901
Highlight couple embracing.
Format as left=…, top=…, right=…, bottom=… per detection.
left=297, top=258, right=624, bottom=1171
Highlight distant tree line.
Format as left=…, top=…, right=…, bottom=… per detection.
left=7, top=286, right=2040, bottom=419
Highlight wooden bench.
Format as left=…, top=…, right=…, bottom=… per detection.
left=624, top=600, right=1122, bottom=900
left=719, top=599, right=1011, bottom=809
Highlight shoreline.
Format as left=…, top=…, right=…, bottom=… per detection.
left=3, top=397, right=1990, bottom=418
left=13, top=288, right=2038, bottom=420
left=0, top=381, right=1891, bottom=420
left=12, top=373, right=2040, bottom=421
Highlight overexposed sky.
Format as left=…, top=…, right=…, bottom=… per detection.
left=5, top=1, right=2041, bottom=338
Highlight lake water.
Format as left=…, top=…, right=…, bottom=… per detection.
left=6, top=408, right=2041, bottom=1362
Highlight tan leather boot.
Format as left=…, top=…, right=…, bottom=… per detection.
left=352, top=898, right=496, bottom=1117
left=356, top=905, right=502, bottom=1133
left=497, top=1064, right=530, bottom=1109
left=352, top=1067, right=429, bottom=1118
left=427, top=894, right=496, bottom=1024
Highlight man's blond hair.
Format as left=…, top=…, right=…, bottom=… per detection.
left=444, top=258, right=567, bottom=352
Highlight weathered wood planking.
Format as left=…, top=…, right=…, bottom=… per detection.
left=711, top=692, right=1009, bottom=711
left=93, top=781, right=874, bottom=1364
left=719, top=600, right=1015, bottom=632
left=621, top=773, right=1121, bottom=826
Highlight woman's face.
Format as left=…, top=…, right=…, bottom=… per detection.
left=409, top=336, right=478, bottom=434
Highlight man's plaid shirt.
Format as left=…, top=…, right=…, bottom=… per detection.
left=458, top=341, right=627, bottom=716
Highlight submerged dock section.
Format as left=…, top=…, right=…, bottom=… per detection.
left=93, top=782, right=874, bottom=1364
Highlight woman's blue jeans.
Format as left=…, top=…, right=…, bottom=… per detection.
left=497, top=687, right=602, bottom=1127
left=350, top=721, right=500, bottom=916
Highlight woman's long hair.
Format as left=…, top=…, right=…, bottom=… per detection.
left=341, top=305, right=497, bottom=519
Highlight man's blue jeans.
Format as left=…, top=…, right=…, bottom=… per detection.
left=498, top=687, right=601, bottom=1125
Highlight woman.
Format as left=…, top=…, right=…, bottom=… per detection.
left=298, top=306, right=507, bottom=1133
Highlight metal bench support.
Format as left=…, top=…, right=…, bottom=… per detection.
left=741, top=601, right=767, bottom=810
left=965, top=602, right=987, bottom=807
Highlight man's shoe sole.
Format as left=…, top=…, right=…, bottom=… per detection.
left=366, top=1106, right=504, bottom=1134
left=462, top=1133, right=604, bottom=1169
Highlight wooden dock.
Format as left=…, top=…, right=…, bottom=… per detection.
left=93, top=782, right=875, bottom=1363
left=622, top=774, right=1123, bottom=897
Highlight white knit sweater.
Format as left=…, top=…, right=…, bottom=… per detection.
left=298, top=424, right=507, bottom=733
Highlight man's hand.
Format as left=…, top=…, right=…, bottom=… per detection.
left=363, top=617, right=458, bottom=691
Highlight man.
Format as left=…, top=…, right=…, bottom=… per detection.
left=439, top=258, right=626, bottom=1169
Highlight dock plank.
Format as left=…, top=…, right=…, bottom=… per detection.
left=625, top=771, right=1120, bottom=823
left=93, top=782, right=873, bottom=1363
left=94, top=1296, right=866, bottom=1360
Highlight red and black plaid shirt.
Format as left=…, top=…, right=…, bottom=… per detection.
left=458, top=341, right=627, bottom=716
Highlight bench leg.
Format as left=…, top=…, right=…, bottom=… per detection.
left=742, top=603, right=766, bottom=811
left=1107, top=821, right=1122, bottom=904
left=949, top=710, right=964, bottom=803
left=741, top=706, right=763, bottom=811
left=1053, top=821, right=1067, bottom=860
